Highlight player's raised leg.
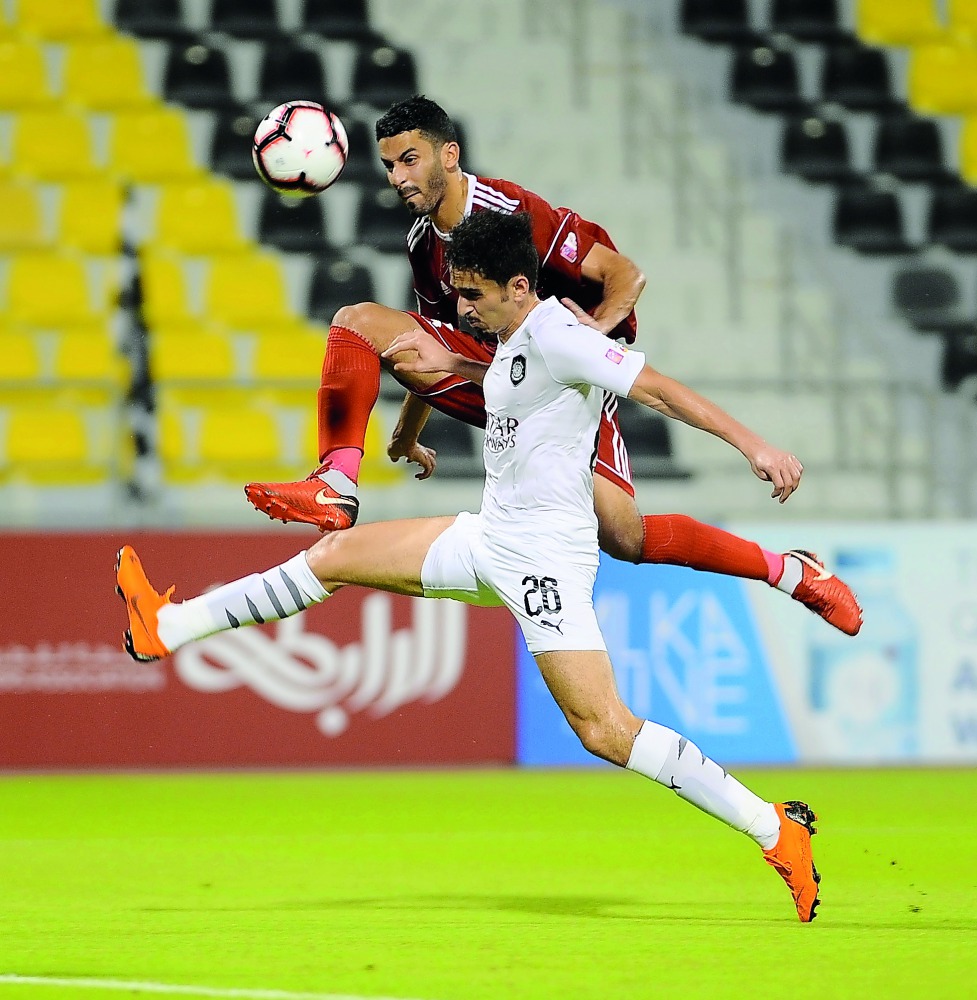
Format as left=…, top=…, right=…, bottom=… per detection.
left=244, top=302, right=452, bottom=531
left=535, top=648, right=821, bottom=922
left=115, top=515, right=456, bottom=660
left=592, top=460, right=862, bottom=636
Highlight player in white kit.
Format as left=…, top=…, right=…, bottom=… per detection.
left=116, top=211, right=821, bottom=922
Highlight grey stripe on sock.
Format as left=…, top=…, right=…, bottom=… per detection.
left=226, top=609, right=240, bottom=628
left=246, top=596, right=265, bottom=625
left=279, top=568, right=308, bottom=611
left=263, top=579, right=287, bottom=619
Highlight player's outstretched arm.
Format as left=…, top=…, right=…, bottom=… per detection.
left=382, top=329, right=490, bottom=385
left=628, top=365, right=804, bottom=503
left=569, top=243, right=646, bottom=335
left=388, top=392, right=438, bottom=480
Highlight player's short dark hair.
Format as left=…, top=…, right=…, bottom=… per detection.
left=375, top=95, right=458, bottom=147
left=445, top=211, right=539, bottom=292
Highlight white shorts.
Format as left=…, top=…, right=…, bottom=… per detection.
left=420, top=511, right=607, bottom=654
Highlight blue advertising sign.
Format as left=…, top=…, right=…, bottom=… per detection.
left=517, top=556, right=797, bottom=766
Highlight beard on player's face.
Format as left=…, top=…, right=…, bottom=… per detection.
left=399, top=161, right=448, bottom=216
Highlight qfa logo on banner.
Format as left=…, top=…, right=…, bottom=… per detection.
left=516, top=557, right=797, bottom=765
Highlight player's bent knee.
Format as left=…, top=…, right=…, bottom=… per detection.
left=573, top=718, right=632, bottom=768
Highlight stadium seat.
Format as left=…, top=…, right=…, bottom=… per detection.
left=355, top=183, right=412, bottom=252
left=0, top=182, right=46, bottom=250
left=892, top=266, right=966, bottom=333
left=769, top=0, right=852, bottom=43
left=252, top=327, right=327, bottom=379
left=833, top=184, right=914, bottom=254
left=140, top=253, right=195, bottom=327
left=205, top=253, right=294, bottom=327
left=53, top=328, right=128, bottom=385
left=351, top=46, right=419, bottom=108
left=781, top=115, right=858, bottom=184
left=114, top=0, right=193, bottom=41
left=17, top=0, right=105, bottom=39
left=62, top=38, right=152, bottom=110
left=940, top=327, right=977, bottom=390
left=302, top=0, right=377, bottom=41
left=307, top=256, right=376, bottom=322
left=873, top=115, right=953, bottom=182
left=927, top=186, right=977, bottom=253
left=210, top=0, right=282, bottom=38
left=257, top=45, right=329, bottom=108
left=855, top=0, right=944, bottom=46
left=730, top=46, right=808, bottom=114
left=210, top=107, right=261, bottom=180
left=154, top=180, right=245, bottom=253
left=60, top=180, right=124, bottom=254
left=257, top=191, right=328, bottom=252
left=958, top=114, right=977, bottom=185
left=197, top=406, right=284, bottom=470
left=908, top=43, right=977, bottom=115
left=164, top=42, right=236, bottom=109
left=0, top=41, right=55, bottom=107
left=820, top=45, right=903, bottom=112
left=11, top=110, right=100, bottom=179
left=7, top=253, right=101, bottom=326
left=110, top=108, right=200, bottom=182
left=0, top=331, right=44, bottom=382
left=680, top=0, right=762, bottom=44
left=149, top=327, right=237, bottom=381
left=949, top=0, right=977, bottom=38
left=614, top=400, right=679, bottom=478
left=342, top=119, right=383, bottom=183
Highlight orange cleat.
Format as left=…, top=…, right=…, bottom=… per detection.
left=244, top=474, right=359, bottom=532
left=786, top=549, right=863, bottom=636
left=115, top=545, right=174, bottom=662
left=763, top=800, right=821, bottom=922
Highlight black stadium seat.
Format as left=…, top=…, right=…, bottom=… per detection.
left=820, top=45, right=903, bottom=112
left=355, top=183, right=411, bottom=252
left=308, top=256, right=376, bottom=323
left=769, top=0, right=852, bottom=43
left=164, top=42, right=236, bottom=109
left=681, top=0, right=762, bottom=45
left=940, top=327, right=977, bottom=391
left=210, top=0, right=281, bottom=39
left=352, top=45, right=418, bottom=108
left=833, top=184, right=914, bottom=255
left=412, top=409, right=481, bottom=479
left=341, top=119, right=383, bottom=183
left=302, top=0, right=378, bottom=42
left=892, top=266, right=965, bottom=333
left=730, top=45, right=808, bottom=114
left=257, top=190, right=328, bottom=253
left=210, top=107, right=261, bottom=180
left=115, top=0, right=192, bottom=41
left=874, top=116, right=953, bottom=184
left=782, top=115, right=858, bottom=184
left=928, top=187, right=977, bottom=254
left=257, top=45, right=329, bottom=110
left=614, top=399, right=682, bottom=478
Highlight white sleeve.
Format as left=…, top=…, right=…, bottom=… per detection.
left=534, top=321, right=645, bottom=397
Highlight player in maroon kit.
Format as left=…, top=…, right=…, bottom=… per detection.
left=245, top=96, right=861, bottom=636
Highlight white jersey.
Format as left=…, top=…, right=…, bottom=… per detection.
left=478, top=297, right=645, bottom=558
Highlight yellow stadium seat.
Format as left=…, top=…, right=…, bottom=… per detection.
left=7, top=253, right=99, bottom=326
left=0, top=181, right=46, bottom=250
left=252, top=327, right=326, bottom=379
left=62, top=38, right=151, bottom=110
left=0, top=331, right=44, bottom=382
left=205, top=254, right=293, bottom=328
left=856, top=0, right=944, bottom=45
left=140, top=252, right=195, bottom=326
left=12, top=110, right=100, bottom=180
left=154, top=180, right=244, bottom=253
left=198, top=407, right=283, bottom=466
left=949, top=0, right=977, bottom=37
left=0, top=41, right=55, bottom=107
left=111, top=108, right=199, bottom=182
left=16, top=0, right=106, bottom=39
left=60, top=179, right=124, bottom=253
left=149, top=327, right=237, bottom=382
left=52, top=328, right=128, bottom=385
left=909, top=43, right=977, bottom=113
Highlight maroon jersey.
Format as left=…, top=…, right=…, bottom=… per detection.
left=406, top=173, right=638, bottom=345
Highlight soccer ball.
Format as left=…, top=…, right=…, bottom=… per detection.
left=252, top=101, right=348, bottom=198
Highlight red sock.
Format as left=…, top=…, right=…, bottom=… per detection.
left=640, top=514, right=782, bottom=583
left=316, top=325, right=380, bottom=471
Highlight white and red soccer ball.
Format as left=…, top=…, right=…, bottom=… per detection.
left=252, top=101, right=348, bottom=198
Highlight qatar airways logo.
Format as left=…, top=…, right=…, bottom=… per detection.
left=172, top=594, right=466, bottom=736
left=485, top=411, right=519, bottom=453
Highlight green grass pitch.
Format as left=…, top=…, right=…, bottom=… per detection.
left=1, top=768, right=975, bottom=1000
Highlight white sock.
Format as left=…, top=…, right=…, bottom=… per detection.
left=776, top=553, right=804, bottom=595
left=317, top=468, right=358, bottom=498
left=156, top=552, right=329, bottom=651
left=626, top=721, right=781, bottom=850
